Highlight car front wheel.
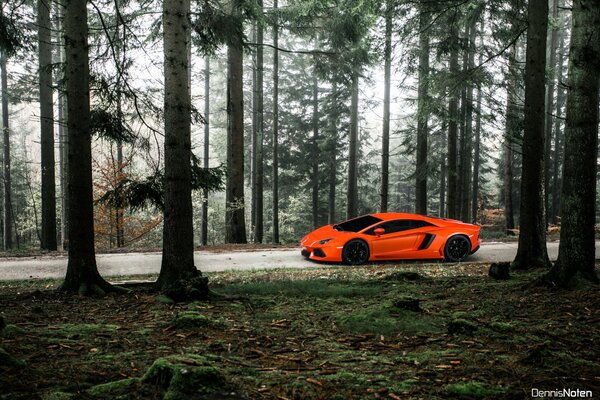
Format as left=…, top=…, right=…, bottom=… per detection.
left=342, top=239, right=370, bottom=265
left=444, top=235, right=471, bottom=262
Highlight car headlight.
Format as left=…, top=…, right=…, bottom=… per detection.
left=318, top=238, right=333, bottom=245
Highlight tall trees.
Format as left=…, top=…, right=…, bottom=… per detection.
left=201, top=58, right=209, bottom=246
left=158, top=0, right=207, bottom=297
left=446, top=11, right=459, bottom=220
left=414, top=1, right=429, bottom=215
left=38, top=0, right=57, bottom=250
left=503, top=44, right=518, bottom=233
left=225, top=2, right=247, bottom=244
left=311, top=68, right=319, bottom=228
left=512, top=0, right=551, bottom=269
left=346, top=71, right=359, bottom=219
left=61, top=0, right=113, bottom=293
left=542, top=0, right=600, bottom=286
left=251, top=2, right=264, bottom=243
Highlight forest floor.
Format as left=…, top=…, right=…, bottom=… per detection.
left=1, top=263, right=599, bottom=400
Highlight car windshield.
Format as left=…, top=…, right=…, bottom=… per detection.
left=333, top=215, right=382, bottom=232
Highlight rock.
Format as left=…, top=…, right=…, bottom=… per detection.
left=447, top=319, right=477, bottom=336
left=87, top=377, right=140, bottom=398
left=489, top=262, right=510, bottom=280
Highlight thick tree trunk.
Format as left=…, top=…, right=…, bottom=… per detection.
left=55, top=1, right=68, bottom=250
left=461, top=19, right=476, bottom=222
left=38, top=0, right=57, bottom=251
left=201, top=58, right=209, bottom=246
left=471, top=82, right=482, bottom=224
left=446, top=16, right=459, bottom=220
left=225, top=4, right=247, bottom=244
left=504, top=44, right=518, bottom=233
left=1, top=53, right=11, bottom=250
left=272, top=0, right=279, bottom=244
left=158, top=0, right=207, bottom=298
left=311, top=70, right=319, bottom=229
left=415, top=2, right=429, bottom=215
left=543, top=0, right=600, bottom=286
left=380, top=0, right=391, bottom=213
left=543, top=0, right=559, bottom=226
left=512, top=0, right=551, bottom=270
left=346, top=71, right=359, bottom=219
left=61, top=0, right=112, bottom=294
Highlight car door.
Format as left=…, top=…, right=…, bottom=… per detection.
left=367, top=220, right=421, bottom=259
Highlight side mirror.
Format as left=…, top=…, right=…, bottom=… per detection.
left=374, top=228, right=385, bottom=237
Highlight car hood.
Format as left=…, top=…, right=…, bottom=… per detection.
left=301, top=225, right=350, bottom=247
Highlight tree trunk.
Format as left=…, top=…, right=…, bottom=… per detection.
left=328, top=83, right=337, bottom=224
left=504, top=44, right=518, bottom=233
left=225, top=3, right=247, bottom=244
left=446, top=16, right=459, bottom=220
left=543, top=0, right=600, bottom=286
left=157, top=0, right=207, bottom=298
left=543, top=0, right=559, bottom=226
left=254, top=1, right=264, bottom=243
left=461, top=19, right=477, bottom=222
left=201, top=58, right=209, bottom=246
left=512, top=0, right=551, bottom=270
left=439, top=119, right=446, bottom=217
left=415, top=2, right=429, bottom=215
left=1, top=51, right=11, bottom=250
left=55, top=1, right=68, bottom=250
left=471, top=63, right=483, bottom=223
left=311, top=69, right=319, bottom=229
left=272, top=0, right=279, bottom=244
left=550, top=30, right=566, bottom=225
left=60, top=0, right=112, bottom=294
left=346, top=71, right=359, bottom=219
left=38, top=0, right=57, bottom=251
left=456, top=28, right=468, bottom=220
left=380, top=0, right=391, bottom=213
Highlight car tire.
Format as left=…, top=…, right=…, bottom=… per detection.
left=342, top=239, right=370, bottom=265
left=444, top=235, right=471, bottom=262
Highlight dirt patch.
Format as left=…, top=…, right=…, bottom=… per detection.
left=1, top=263, right=599, bottom=399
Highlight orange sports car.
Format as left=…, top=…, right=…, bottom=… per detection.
left=301, top=213, right=481, bottom=265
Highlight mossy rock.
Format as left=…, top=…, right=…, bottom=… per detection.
left=173, top=312, right=227, bottom=329
left=142, top=355, right=231, bottom=399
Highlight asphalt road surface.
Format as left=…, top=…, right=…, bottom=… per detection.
left=0, top=241, right=598, bottom=281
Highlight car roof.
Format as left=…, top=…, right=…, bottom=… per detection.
left=369, top=212, right=432, bottom=221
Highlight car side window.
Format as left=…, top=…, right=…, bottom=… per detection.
left=364, top=219, right=433, bottom=235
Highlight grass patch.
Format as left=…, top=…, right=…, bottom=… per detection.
left=217, top=279, right=382, bottom=298
left=337, top=307, right=442, bottom=336
left=446, top=381, right=507, bottom=398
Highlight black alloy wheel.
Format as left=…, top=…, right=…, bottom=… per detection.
left=342, top=239, right=370, bottom=265
left=444, top=235, right=471, bottom=262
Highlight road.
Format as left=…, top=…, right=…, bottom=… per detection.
left=0, top=241, right=597, bottom=281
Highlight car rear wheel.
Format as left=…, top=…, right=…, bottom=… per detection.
left=342, top=239, right=370, bottom=265
left=444, top=235, right=471, bottom=262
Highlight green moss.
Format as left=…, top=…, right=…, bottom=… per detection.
left=41, top=392, right=76, bottom=400
left=446, top=381, right=506, bottom=398
left=217, top=280, right=381, bottom=298
left=172, top=312, right=227, bottom=329
left=338, top=308, right=441, bottom=336
left=155, top=294, right=175, bottom=304
left=0, top=346, right=26, bottom=367
left=447, top=319, right=477, bottom=335
left=142, top=355, right=227, bottom=399
left=87, top=378, right=140, bottom=397
left=391, top=379, right=418, bottom=392
left=1, top=324, right=25, bottom=338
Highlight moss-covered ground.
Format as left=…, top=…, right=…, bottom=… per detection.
left=1, top=262, right=599, bottom=399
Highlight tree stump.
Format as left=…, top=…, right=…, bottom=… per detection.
left=489, top=262, right=510, bottom=280
left=392, top=297, right=422, bottom=312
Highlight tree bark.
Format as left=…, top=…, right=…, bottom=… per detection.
left=471, top=47, right=483, bottom=224
left=254, top=0, right=264, bottom=243
left=504, top=44, right=518, bottom=233
left=311, top=69, right=319, bottom=229
left=461, top=18, right=476, bottom=222
left=512, top=0, right=551, bottom=269
left=439, top=119, right=446, bottom=217
left=157, top=0, right=207, bottom=297
left=201, top=57, right=210, bottom=246
left=446, top=14, right=459, bottom=220
left=415, top=2, right=429, bottom=215
left=1, top=51, right=11, bottom=250
left=542, top=0, right=600, bottom=286
left=328, top=83, right=338, bottom=225
left=38, top=0, right=57, bottom=250
left=346, top=71, right=359, bottom=219
left=55, top=1, right=68, bottom=250
left=543, top=0, right=559, bottom=226
left=550, top=29, right=566, bottom=225
left=61, top=0, right=112, bottom=294
left=225, top=3, right=247, bottom=244
left=380, top=0, right=391, bottom=213
left=272, top=0, right=279, bottom=244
